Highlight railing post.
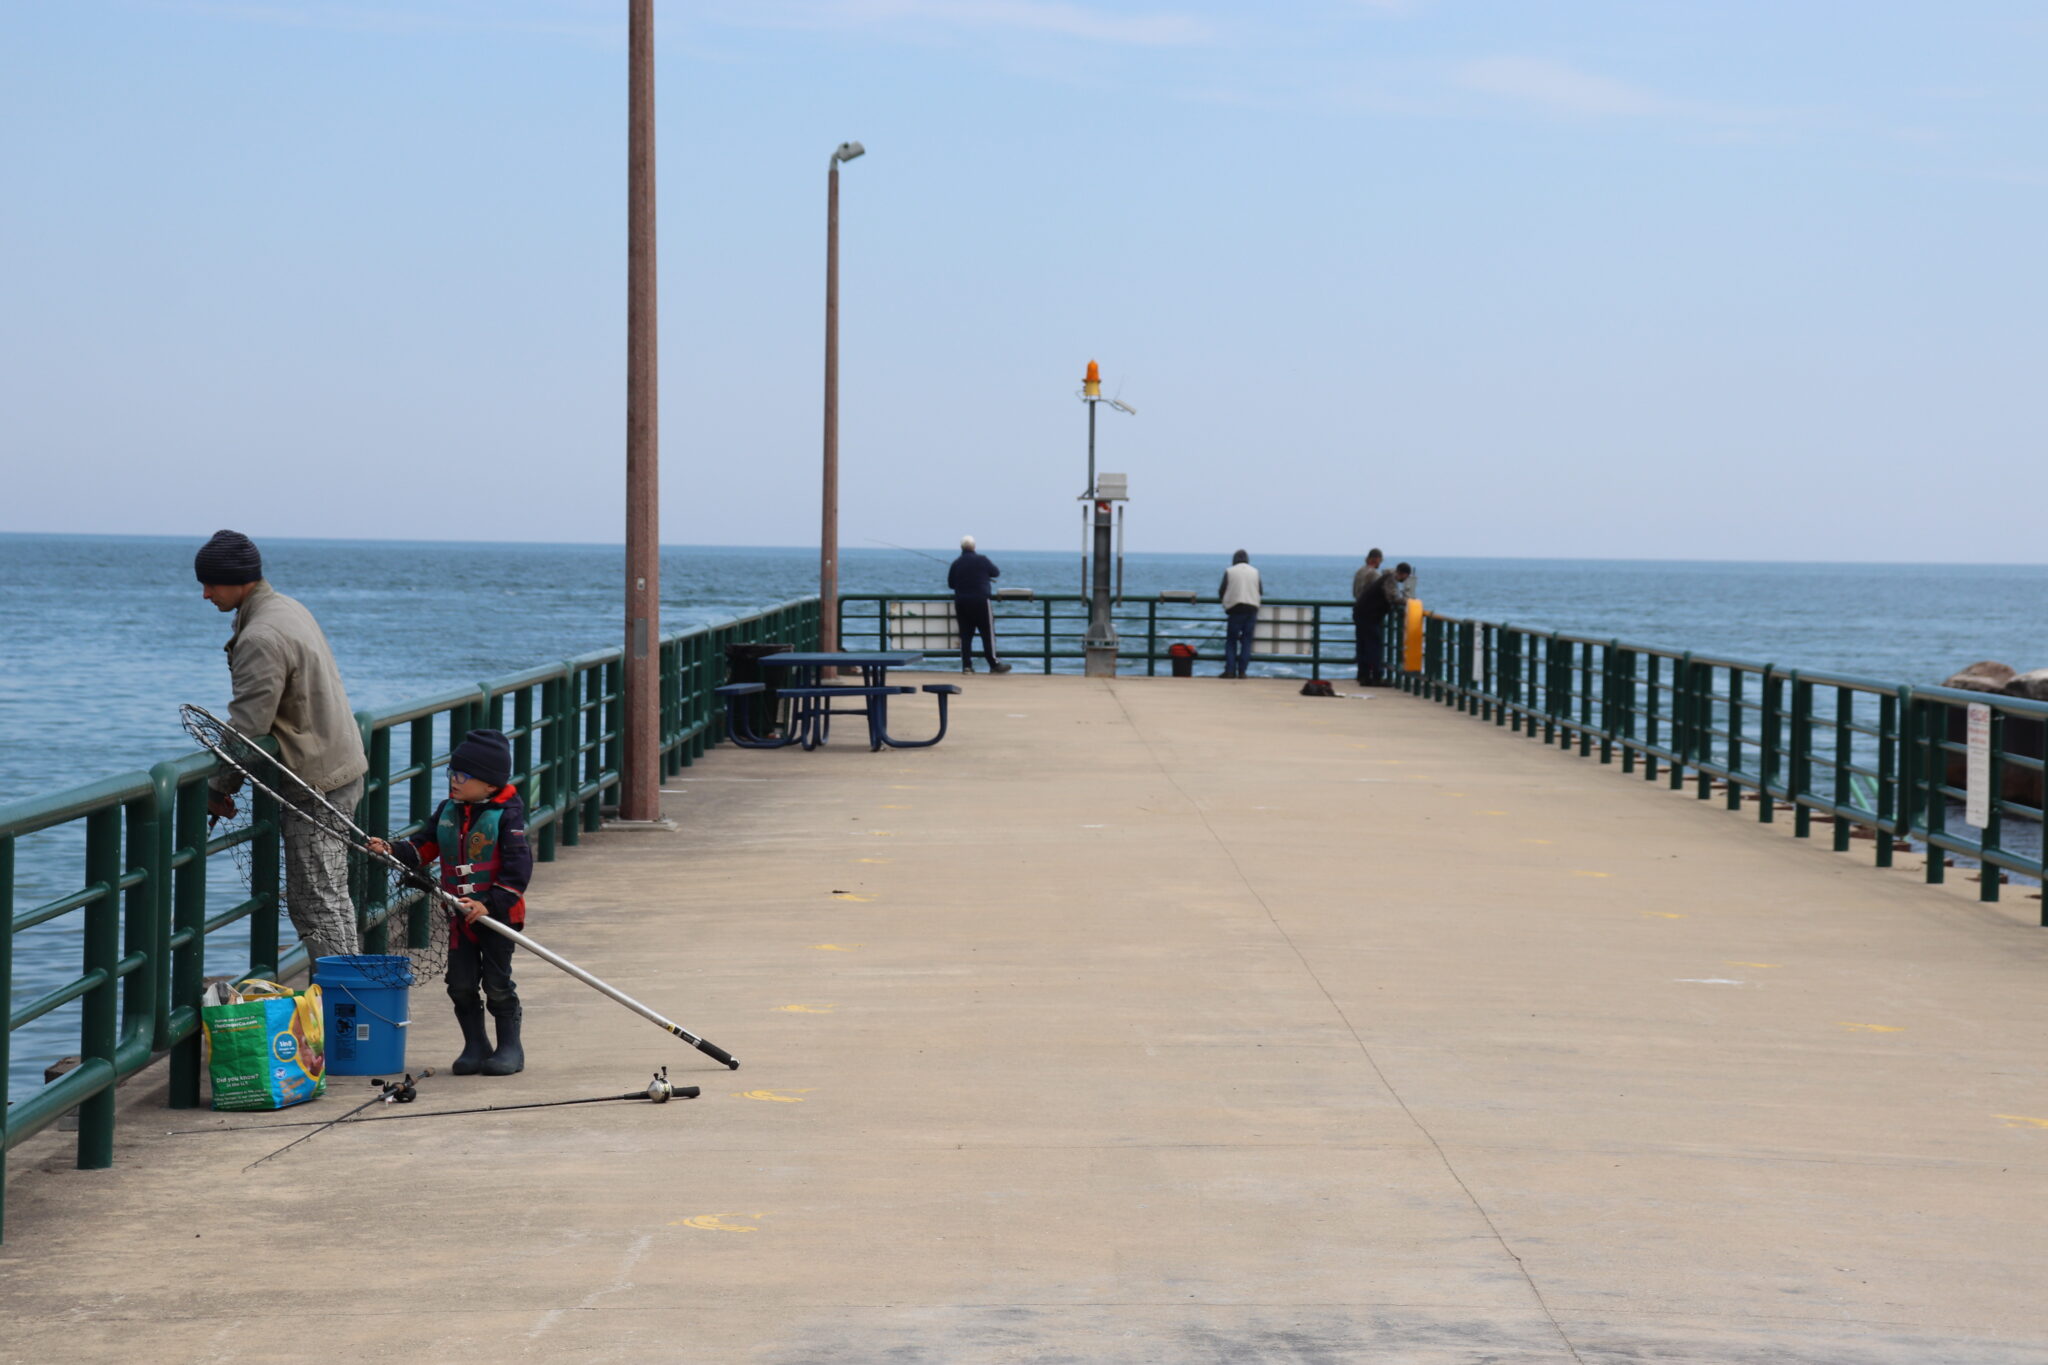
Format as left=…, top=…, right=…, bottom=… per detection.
left=249, top=786, right=281, bottom=977
left=122, top=790, right=158, bottom=1066
left=1790, top=675, right=1811, bottom=838
left=1617, top=646, right=1635, bottom=774
left=1982, top=708, right=2004, bottom=903
left=1643, top=653, right=1662, bottom=781
left=77, top=806, right=121, bottom=1171
left=1923, top=697, right=1947, bottom=885
left=148, top=764, right=179, bottom=1054
left=1758, top=667, right=1779, bottom=823
left=1725, top=667, right=1745, bottom=810
left=1877, top=689, right=1899, bottom=869
left=167, top=772, right=209, bottom=1109
left=1599, top=642, right=1616, bottom=765
left=1833, top=686, right=1853, bottom=852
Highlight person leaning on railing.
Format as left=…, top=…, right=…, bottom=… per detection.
left=1354, top=558, right=1412, bottom=688
left=1218, top=549, right=1262, bottom=678
left=1350, top=549, right=1385, bottom=685
left=195, top=529, right=367, bottom=963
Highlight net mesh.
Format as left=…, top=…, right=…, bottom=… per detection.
left=181, top=704, right=448, bottom=988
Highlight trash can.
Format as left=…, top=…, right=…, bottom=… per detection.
left=1168, top=643, right=1198, bottom=678
left=725, top=642, right=794, bottom=737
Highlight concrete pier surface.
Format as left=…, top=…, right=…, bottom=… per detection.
left=5, top=675, right=2048, bottom=1363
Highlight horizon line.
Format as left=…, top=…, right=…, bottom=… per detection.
left=4, top=528, right=2047, bottom=571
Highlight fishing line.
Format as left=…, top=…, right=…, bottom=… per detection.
left=242, top=1070, right=430, bottom=1171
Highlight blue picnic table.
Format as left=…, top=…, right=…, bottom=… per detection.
left=715, top=651, right=962, bottom=751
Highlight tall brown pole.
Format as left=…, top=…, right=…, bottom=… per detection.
left=622, top=0, right=661, bottom=822
left=819, top=160, right=841, bottom=656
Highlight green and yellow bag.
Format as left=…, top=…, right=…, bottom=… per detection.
left=202, top=979, right=327, bottom=1111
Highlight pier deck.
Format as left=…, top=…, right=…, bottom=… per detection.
left=5, top=675, right=2047, bottom=1363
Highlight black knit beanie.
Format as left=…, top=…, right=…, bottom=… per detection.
left=450, top=729, right=513, bottom=788
left=194, top=530, right=263, bottom=585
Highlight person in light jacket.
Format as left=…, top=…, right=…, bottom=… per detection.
left=195, top=530, right=367, bottom=963
left=1218, top=549, right=1262, bottom=679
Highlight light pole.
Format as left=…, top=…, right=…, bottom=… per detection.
left=819, top=139, right=865, bottom=657
left=621, top=0, right=661, bottom=823
left=1078, top=359, right=1134, bottom=677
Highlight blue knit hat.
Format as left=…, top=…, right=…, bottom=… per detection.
left=194, top=530, right=263, bottom=585
left=450, top=729, right=513, bottom=788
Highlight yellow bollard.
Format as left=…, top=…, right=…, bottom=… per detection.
left=1403, top=598, right=1425, bottom=674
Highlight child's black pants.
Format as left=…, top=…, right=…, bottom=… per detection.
left=446, top=913, right=518, bottom=1008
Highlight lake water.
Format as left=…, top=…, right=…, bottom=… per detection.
left=6, top=532, right=2047, bottom=1094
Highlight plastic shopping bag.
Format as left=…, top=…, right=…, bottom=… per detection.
left=203, top=979, right=326, bottom=1111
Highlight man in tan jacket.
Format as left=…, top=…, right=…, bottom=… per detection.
left=196, top=530, right=367, bottom=964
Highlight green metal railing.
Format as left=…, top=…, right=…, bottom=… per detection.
left=0, top=597, right=819, bottom=1240
left=1397, top=613, right=2048, bottom=914
left=838, top=592, right=1370, bottom=676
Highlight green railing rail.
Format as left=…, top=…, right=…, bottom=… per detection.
left=1393, top=613, right=2047, bottom=916
left=837, top=592, right=1372, bottom=676
left=0, top=596, right=819, bottom=1240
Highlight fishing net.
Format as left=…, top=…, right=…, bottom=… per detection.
left=181, top=704, right=448, bottom=988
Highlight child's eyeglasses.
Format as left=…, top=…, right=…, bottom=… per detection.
left=447, top=769, right=475, bottom=785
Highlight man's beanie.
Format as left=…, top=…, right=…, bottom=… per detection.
left=194, top=530, right=263, bottom=585
left=450, top=729, right=513, bottom=788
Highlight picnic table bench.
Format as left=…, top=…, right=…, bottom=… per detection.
left=714, top=653, right=962, bottom=751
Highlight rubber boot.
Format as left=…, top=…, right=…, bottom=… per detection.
left=451, top=1001, right=491, bottom=1075
left=481, top=999, right=525, bottom=1076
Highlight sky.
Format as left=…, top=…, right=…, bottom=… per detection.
left=3, top=1, right=2045, bottom=561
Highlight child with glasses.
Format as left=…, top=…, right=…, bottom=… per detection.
left=367, top=728, right=532, bottom=1075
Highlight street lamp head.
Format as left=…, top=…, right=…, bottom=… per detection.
left=833, top=140, right=866, bottom=164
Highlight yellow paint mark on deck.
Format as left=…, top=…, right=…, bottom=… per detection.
left=857, top=857, right=891, bottom=864
left=888, top=784, right=918, bottom=790
left=737, top=1089, right=813, bottom=1103
left=1996, top=1114, right=2048, bottom=1129
left=832, top=893, right=875, bottom=902
left=1572, top=871, right=1611, bottom=879
left=811, top=943, right=864, bottom=951
left=1642, top=912, right=1686, bottom=919
left=777, top=1004, right=837, bottom=1014
left=870, top=831, right=895, bottom=837
left=1837, top=1022, right=1903, bottom=1033
left=1521, top=838, right=1552, bottom=845
left=674, top=1213, right=765, bottom=1232
left=1443, top=792, right=1466, bottom=798
left=881, top=804, right=911, bottom=810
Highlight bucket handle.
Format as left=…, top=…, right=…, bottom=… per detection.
left=324, top=981, right=410, bottom=1030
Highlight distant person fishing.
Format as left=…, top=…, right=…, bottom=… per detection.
left=194, top=530, right=366, bottom=962
left=947, top=535, right=1013, bottom=675
left=1218, top=549, right=1262, bottom=678
left=1353, top=556, right=1413, bottom=687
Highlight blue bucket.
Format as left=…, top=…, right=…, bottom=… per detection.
left=314, top=954, right=413, bottom=1077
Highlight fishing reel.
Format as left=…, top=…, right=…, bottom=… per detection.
left=644, top=1067, right=700, bottom=1103
left=372, top=1071, right=426, bottom=1104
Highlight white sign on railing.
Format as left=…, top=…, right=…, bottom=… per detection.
left=1965, top=702, right=1991, bottom=828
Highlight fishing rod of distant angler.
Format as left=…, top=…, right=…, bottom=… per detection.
left=180, top=705, right=740, bottom=1070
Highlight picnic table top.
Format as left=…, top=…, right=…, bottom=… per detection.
left=756, top=651, right=925, bottom=669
